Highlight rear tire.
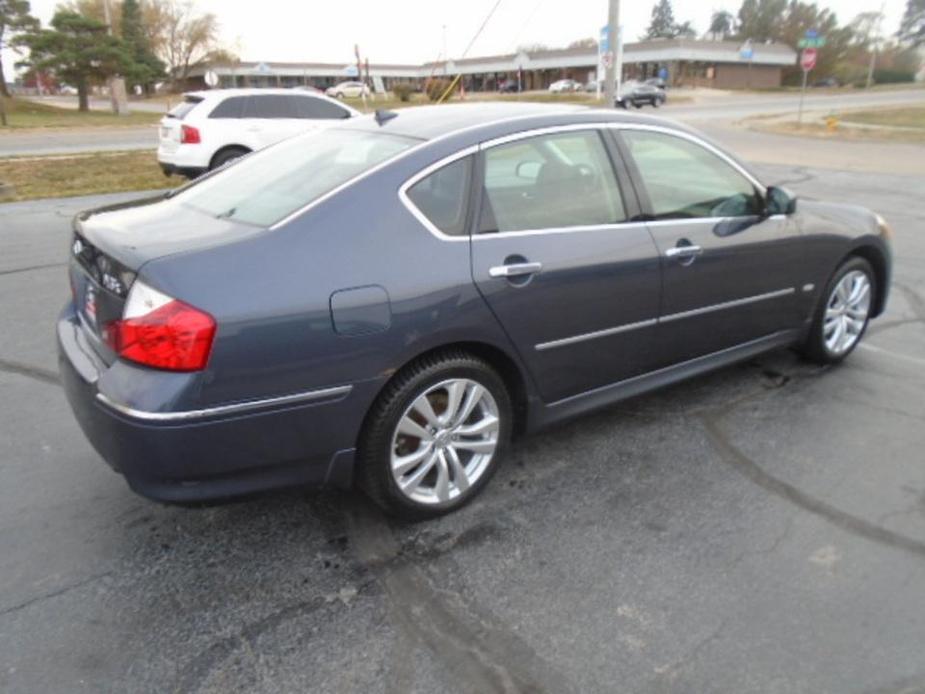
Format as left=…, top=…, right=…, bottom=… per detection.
left=357, top=351, right=512, bottom=520
left=209, top=147, right=250, bottom=171
left=800, top=256, right=876, bottom=364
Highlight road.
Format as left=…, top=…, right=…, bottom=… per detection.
left=1, top=151, right=924, bottom=690
left=1, top=87, right=922, bottom=157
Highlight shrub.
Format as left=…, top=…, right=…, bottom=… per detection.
left=425, top=78, right=453, bottom=102
left=872, top=69, right=915, bottom=84
left=391, top=83, right=415, bottom=102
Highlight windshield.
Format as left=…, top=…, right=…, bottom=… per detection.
left=175, top=129, right=418, bottom=227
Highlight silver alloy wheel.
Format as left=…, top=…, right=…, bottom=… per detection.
left=390, top=378, right=500, bottom=505
left=824, top=269, right=871, bottom=355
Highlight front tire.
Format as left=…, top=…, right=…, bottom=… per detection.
left=357, top=352, right=512, bottom=520
left=801, top=256, right=875, bottom=364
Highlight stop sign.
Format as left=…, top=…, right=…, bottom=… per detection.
left=801, top=48, right=817, bottom=71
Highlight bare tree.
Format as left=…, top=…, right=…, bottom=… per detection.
left=148, top=0, right=218, bottom=88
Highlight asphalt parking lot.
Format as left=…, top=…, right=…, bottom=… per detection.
left=1, top=161, right=924, bottom=693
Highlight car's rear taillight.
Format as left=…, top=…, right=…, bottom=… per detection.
left=103, top=280, right=215, bottom=371
left=180, top=124, right=201, bottom=144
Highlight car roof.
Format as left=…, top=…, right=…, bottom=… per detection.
left=184, top=88, right=333, bottom=99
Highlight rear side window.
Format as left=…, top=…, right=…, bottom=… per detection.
left=406, top=156, right=473, bottom=236
left=295, top=96, right=350, bottom=120
left=209, top=96, right=248, bottom=119
left=480, top=130, right=626, bottom=233
left=245, top=94, right=296, bottom=119
left=167, top=96, right=203, bottom=120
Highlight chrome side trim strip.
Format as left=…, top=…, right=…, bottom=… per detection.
left=96, top=385, right=353, bottom=422
left=660, top=288, right=795, bottom=323
left=534, top=288, right=795, bottom=351
left=536, top=318, right=657, bottom=351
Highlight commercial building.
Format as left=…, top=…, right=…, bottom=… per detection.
left=186, top=38, right=796, bottom=92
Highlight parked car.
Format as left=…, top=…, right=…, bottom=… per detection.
left=616, top=80, right=666, bottom=108
left=498, top=79, right=520, bottom=93
left=58, top=85, right=78, bottom=95
left=584, top=80, right=600, bottom=92
left=813, top=77, right=841, bottom=88
left=645, top=77, right=668, bottom=89
left=548, top=79, right=582, bottom=93
left=156, top=89, right=359, bottom=179
left=325, top=81, right=370, bottom=99
left=60, top=104, right=892, bottom=519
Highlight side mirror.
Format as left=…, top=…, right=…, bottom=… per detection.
left=765, top=186, right=797, bottom=216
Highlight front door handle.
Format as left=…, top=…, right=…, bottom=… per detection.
left=489, top=262, right=543, bottom=278
left=665, top=245, right=703, bottom=260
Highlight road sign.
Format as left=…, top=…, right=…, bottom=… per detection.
left=805, top=28, right=818, bottom=39
left=739, top=39, right=754, bottom=60
left=601, top=51, right=614, bottom=69
left=600, top=25, right=610, bottom=53
left=204, top=70, right=219, bottom=88
left=797, top=36, right=826, bottom=48
left=801, top=48, right=817, bottom=71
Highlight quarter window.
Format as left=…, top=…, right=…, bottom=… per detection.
left=622, top=130, right=761, bottom=219
left=480, top=130, right=625, bottom=233
left=406, top=156, right=473, bottom=237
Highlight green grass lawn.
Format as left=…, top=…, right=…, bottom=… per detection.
left=838, top=106, right=925, bottom=129
left=0, top=150, right=169, bottom=202
left=0, top=97, right=162, bottom=129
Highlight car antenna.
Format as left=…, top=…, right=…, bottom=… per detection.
left=374, top=109, right=398, bottom=125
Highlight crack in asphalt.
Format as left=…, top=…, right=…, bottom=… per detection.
left=171, top=595, right=339, bottom=694
left=0, top=357, right=60, bottom=386
left=0, top=571, right=112, bottom=618
left=0, top=261, right=66, bottom=277
left=346, top=500, right=573, bottom=694
left=700, top=404, right=925, bottom=560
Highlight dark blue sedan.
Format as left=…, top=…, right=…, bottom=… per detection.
left=58, top=103, right=892, bottom=518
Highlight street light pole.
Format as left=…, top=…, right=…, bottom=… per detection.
left=603, top=0, right=620, bottom=108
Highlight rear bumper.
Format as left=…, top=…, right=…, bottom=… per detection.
left=158, top=161, right=206, bottom=179
left=57, top=306, right=359, bottom=504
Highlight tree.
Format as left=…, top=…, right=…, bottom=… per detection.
left=898, top=0, right=925, bottom=45
left=148, top=0, right=219, bottom=88
left=736, top=0, right=787, bottom=41
left=708, top=10, right=736, bottom=39
left=645, top=0, right=677, bottom=39
left=16, top=11, right=133, bottom=110
left=643, top=0, right=696, bottom=40
left=121, top=0, right=165, bottom=93
left=0, top=0, right=40, bottom=97
left=568, top=37, right=598, bottom=50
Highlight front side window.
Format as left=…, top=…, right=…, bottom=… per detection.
left=176, top=129, right=417, bottom=227
left=480, top=130, right=625, bottom=233
left=622, top=130, right=761, bottom=219
left=406, top=156, right=473, bottom=236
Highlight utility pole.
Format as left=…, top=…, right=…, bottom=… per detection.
left=865, top=5, right=885, bottom=89
left=603, top=0, right=620, bottom=108
left=102, top=0, right=129, bottom=115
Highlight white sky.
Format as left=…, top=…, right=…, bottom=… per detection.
left=3, top=0, right=909, bottom=77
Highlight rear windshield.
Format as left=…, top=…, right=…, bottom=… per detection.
left=176, top=129, right=418, bottom=227
left=167, top=96, right=204, bottom=120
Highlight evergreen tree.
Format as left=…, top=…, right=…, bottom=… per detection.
left=16, top=11, right=134, bottom=110
left=121, top=0, right=164, bottom=93
left=645, top=0, right=677, bottom=39
left=0, top=0, right=40, bottom=96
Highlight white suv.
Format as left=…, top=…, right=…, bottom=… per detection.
left=157, top=88, right=360, bottom=178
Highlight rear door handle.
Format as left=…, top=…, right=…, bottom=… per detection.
left=665, top=245, right=703, bottom=259
left=489, top=262, right=543, bottom=278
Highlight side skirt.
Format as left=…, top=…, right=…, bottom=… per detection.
left=530, top=329, right=801, bottom=431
